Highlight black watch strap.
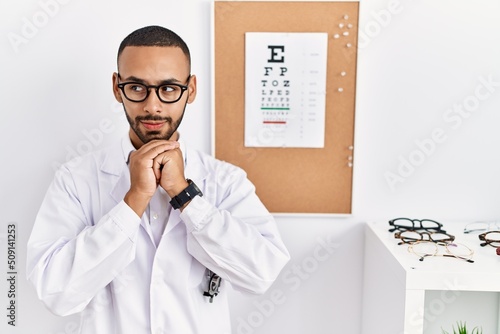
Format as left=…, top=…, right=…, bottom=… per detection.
left=169, top=179, right=203, bottom=210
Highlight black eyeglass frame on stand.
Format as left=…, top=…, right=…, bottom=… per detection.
left=388, top=217, right=445, bottom=233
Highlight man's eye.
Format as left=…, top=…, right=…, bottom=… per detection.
left=160, top=85, right=176, bottom=93
left=130, top=85, right=145, bottom=92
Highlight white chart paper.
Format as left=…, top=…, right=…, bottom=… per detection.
left=244, top=32, right=328, bottom=148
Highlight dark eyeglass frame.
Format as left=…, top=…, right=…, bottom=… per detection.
left=388, top=217, right=444, bottom=233
left=478, top=231, right=500, bottom=247
left=117, top=73, right=191, bottom=104
left=394, top=230, right=455, bottom=245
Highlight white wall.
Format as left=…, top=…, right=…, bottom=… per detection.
left=0, top=0, right=499, bottom=333
left=354, top=0, right=500, bottom=222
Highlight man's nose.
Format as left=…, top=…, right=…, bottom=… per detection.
left=143, top=88, right=162, bottom=114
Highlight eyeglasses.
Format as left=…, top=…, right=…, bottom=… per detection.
left=394, top=230, right=455, bottom=245
left=464, top=221, right=500, bottom=234
left=477, top=231, right=500, bottom=257
left=388, top=217, right=444, bottom=233
left=117, top=74, right=190, bottom=103
left=408, top=241, right=474, bottom=263
left=478, top=231, right=500, bottom=247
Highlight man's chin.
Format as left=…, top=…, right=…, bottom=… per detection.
left=141, top=132, right=172, bottom=143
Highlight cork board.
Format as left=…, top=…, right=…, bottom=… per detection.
left=213, top=1, right=359, bottom=214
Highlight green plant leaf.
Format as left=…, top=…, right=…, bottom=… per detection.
left=441, top=321, right=482, bottom=334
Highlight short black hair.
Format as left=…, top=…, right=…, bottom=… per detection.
left=117, top=25, right=191, bottom=70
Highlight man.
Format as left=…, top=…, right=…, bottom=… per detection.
left=27, top=26, right=290, bottom=334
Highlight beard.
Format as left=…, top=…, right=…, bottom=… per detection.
left=123, top=102, right=187, bottom=144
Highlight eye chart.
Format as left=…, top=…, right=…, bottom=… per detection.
left=244, top=32, right=328, bottom=148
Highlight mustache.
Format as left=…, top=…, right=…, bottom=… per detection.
left=135, top=115, right=172, bottom=122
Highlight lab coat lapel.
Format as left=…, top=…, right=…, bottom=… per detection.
left=101, top=141, right=209, bottom=237
left=101, top=141, right=152, bottom=237
left=163, top=146, right=208, bottom=235
left=164, top=209, right=181, bottom=235
left=100, top=141, right=130, bottom=205
left=109, top=168, right=130, bottom=205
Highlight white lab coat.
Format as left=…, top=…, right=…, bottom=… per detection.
left=27, top=136, right=290, bottom=334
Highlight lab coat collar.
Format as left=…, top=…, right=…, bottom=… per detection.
left=164, top=136, right=209, bottom=235
left=98, top=135, right=132, bottom=206
left=103, top=134, right=209, bottom=235
left=164, top=141, right=210, bottom=235
left=99, top=136, right=131, bottom=177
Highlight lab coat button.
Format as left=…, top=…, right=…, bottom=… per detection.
left=152, top=212, right=158, bottom=220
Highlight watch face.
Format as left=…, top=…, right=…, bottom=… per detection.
left=187, top=179, right=203, bottom=197
left=191, top=182, right=202, bottom=195
left=170, top=180, right=203, bottom=209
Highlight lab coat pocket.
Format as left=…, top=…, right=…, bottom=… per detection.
left=188, top=260, right=207, bottom=291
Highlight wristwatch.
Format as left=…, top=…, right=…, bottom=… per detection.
left=169, top=179, right=203, bottom=210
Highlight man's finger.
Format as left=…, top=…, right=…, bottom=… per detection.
left=134, top=140, right=180, bottom=160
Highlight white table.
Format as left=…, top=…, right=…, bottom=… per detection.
left=361, top=221, right=500, bottom=334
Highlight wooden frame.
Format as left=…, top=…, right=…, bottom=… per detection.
left=213, top=1, right=359, bottom=214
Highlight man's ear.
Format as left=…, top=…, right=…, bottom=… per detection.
left=187, top=74, right=197, bottom=104
left=112, top=72, right=123, bottom=103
